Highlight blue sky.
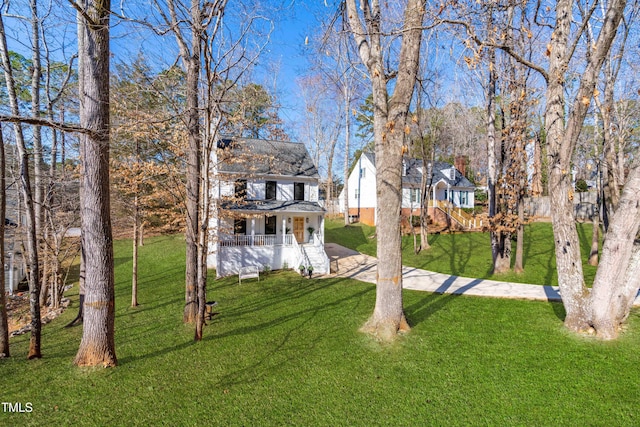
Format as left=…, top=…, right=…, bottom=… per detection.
left=250, top=1, right=338, bottom=139
left=107, top=1, right=339, bottom=141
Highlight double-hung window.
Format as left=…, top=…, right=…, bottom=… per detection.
left=410, top=188, right=420, bottom=204
left=266, top=181, right=277, bottom=200
left=265, top=216, right=276, bottom=235
left=294, top=182, right=305, bottom=201
left=234, top=218, right=246, bottom=235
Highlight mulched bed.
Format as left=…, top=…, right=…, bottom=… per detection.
left=5, top=292, right=70, bottom=337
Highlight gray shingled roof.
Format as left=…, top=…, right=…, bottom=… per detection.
left=218, top=138, right=319, bottom=178
left=361, top=152, right=475, bottom=188
left=430, top=161, right=475, bottom=188
left=219, top=199, right=325, bottom=213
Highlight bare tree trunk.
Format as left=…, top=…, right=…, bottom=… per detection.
left=131, top=193, right=139, bottom=307
left=531, top=134, right=543, bottom=197
left=66, top=42, right=83, bottom=327
left=73, top=0, right=116, bottom=367
left=546, top=31, right=591, bottom=331
left=30, top=0, right=48, bottom=309
left=166, top=0, right=203, bottom=324
left=417, top=86, right=431, bottom=252
left=590, top=210, right=600, bottom=266
left=195, top=143, right=210, bottom=341
left=0, top=124, right=9, bottom=358
left=590, top=162, right=640, bottom=338
left=347, top=0, right=425, bottom=340
left=418, top=151, right=431, bottom=251
left=589, top=114, right=600, bottom=266
left=183, top=51, right=200, bottom=324
left=545, top=0, right=625, bottom=332
left=343, top=87, right=351, bottom=226
left=138, top=221, right=144, bottom=247
left=326, top=137, right=336, bottom=215
left=60, top=106, right=66, bottom=167
left=452, top=0, right=627, bottom=337
left=0, top=10, right=41, bottom=360
left=514, top=202, right=525, bottom=273
left=485, top=25, right=508, bottom=274
left=411, top=205, right=418, bottom=254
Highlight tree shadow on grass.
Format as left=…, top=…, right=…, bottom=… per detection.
left=547, top=299, right=566, bottom=322
left=113, top=256, right=132, bottom=269
left=576, top=222, right=593, bottom=255
left=215, top=277, right=369, bottom=326
left=205, top=279, right=375, bottom=388
left=117, top=339, right=196, bottom=366
left=404, top=277, right=486, bottom=326
left=114, top=294, right=183, bottom=319
left=220, top=277, right=372, bottom=330
left=136, top=266, right=185, bottom=287
left=448, top=232, right=475, bottom=277
left=117, top=275, right=374, bottom=369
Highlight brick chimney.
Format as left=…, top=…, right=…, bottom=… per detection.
left=454, top=155, right=467, bottom=178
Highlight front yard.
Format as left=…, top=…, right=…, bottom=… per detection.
left=1, top=234, right=638, bottom=425
left=325, top=219, right=600, bottom=286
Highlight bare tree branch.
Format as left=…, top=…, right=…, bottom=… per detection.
left=68, top=0, right=97, bottom=27
left=0, top=115, right=95, bottom=137
left=440, top=18, right=549, bottom=82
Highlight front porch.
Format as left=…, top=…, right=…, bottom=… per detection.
left=219, top=233, right=299, bottom=247
left=210, top=207, right=329, bottom=277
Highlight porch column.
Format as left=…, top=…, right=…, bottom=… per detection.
left=282, top=216, right=286, bottom=245
left=320, top=216, right=325, bottom=244
left=251, top=218, right=255, bottom=245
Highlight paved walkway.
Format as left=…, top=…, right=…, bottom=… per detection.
left=323, top=243, right=640, bottom=306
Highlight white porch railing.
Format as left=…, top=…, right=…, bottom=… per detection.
left=311, top=232, right=330, bottom=274
left=290, top=233, right=306, bottom=272
left=432, top=200, right=481, bottom=229
left=219, top=234, right=295, bottom=247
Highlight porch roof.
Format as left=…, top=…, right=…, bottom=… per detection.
left=432, top=178, right=475, bottom=190
left=220, top=199, right=326, bottom=214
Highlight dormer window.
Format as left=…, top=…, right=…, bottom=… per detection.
left=449, top=167, right=456, bottom=181
left=402, top=161, right=407, bottom=176
left=294, top=182, right=305, bottom=201
left=266, top=181, right=276, bottom=200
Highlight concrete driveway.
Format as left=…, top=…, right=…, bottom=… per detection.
left=324, top=243, right=640, bottom=306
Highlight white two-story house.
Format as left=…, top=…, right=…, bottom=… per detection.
left=339, top=152, right=476, bottom=228
left=208, top=138, right=330, bottom=277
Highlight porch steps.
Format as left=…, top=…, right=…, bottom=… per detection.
left=432, top=200, right=481, bottom=229
left=302, top=244, right=330, bottom=275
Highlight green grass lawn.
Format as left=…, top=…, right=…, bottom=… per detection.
left=2, top=234, right=639, bottom=426
left=325, top=219, right=599, bottom=286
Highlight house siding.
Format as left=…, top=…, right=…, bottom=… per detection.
left=340, top=153, right=475, bottom=226
left=340, top=153, right=377, bottom=214
left=348, top=207, right=375, bottom=226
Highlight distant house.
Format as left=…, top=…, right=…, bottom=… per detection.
left=339, top=152, right=477, bottom=228
left=208, top=138, right=330, bottom=277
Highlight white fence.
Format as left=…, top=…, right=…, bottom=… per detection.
left=524, top=192, right=597, bottom=220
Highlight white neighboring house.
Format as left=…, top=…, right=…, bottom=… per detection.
left=208, top=138, right=330, bottom=277
left=339, top=152, right=476, bottom=227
